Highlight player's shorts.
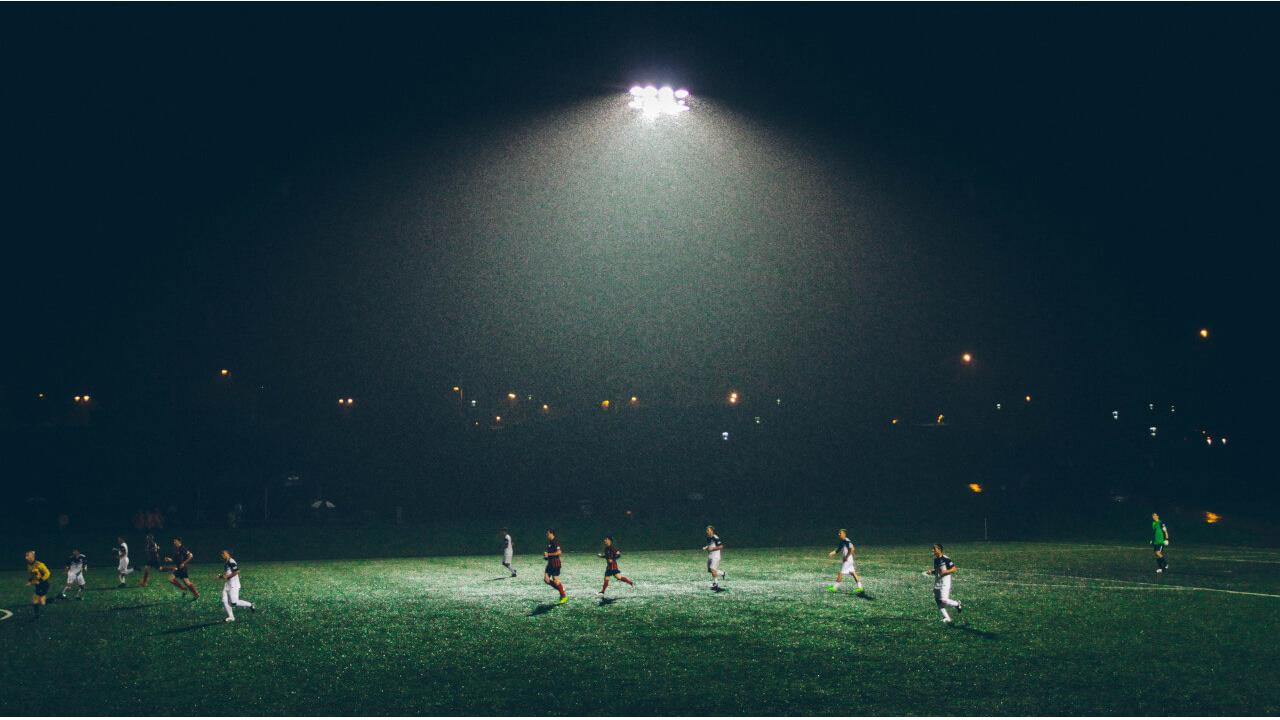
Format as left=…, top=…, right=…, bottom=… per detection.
left=66, top=571, right=86, bottom=586
left=173, top=567, right=189, bottom=580
left=841, top=558, right=857, bottom=575
left=707, top=554, right=721, bottom=571
left=147, top=558, right=161, bottom=569
left=503, top=551, right=513, bottom=564
left=604, top=567, right=620, bottom=577
left=545, top=563, right=561, bottom=577
left=1152, top=543, right=1166, bottom=554
left=34, top=580, right=50, bottom=597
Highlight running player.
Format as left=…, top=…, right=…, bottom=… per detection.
left=113, top=536, right=134, bottom=587
left=140, top=534, right=162, bottom=587
left=542, top=529, right=568, bottom=604
left=923, top=543, right=962, bottom=623
left=217, top=550, right=256, bottom=622
left=164, top=537, right=199, bottom=600
left=1151, top=512, right=1170, bottom=573
left=25, top=551, right=51, bottom=620
left=703, top=526, right=726, bottom=590
left=826, top=528, right=864, bottom=593
left=60, top=549, right=88, bottom=600
left=501, top=528, right=516, bottom=577
left=597, top=535, right=635, bottom=595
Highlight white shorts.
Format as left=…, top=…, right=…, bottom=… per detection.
left=934, top=576, right=953, bottom=602
left=503, top=550, right=513, bottom=564
left=66, top=571, right=86, bottom=586
left=841, top=558, right=857, bottom=575
left=707, top=553, right=721, bottom=571
left=117, top=557, right=130, bottom=572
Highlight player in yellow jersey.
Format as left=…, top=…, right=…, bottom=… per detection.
left=24, top=550, right=52, bottom=620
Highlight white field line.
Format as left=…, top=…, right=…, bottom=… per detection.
left=972, top=570, right=1280, bottom=599
left=0, top=608, right=12, bottom=622
left=1191, top=557, right=1280, bottom=564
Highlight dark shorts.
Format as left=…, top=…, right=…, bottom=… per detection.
left=147, top=558, right=161, bottom=569
left=605, top=567, right=620, bottom=577
left=545, top=564, right=561, bottom=577
left=173, top=567, right=189, bottom=580
left=34, top=580, right=50, bottom=597
left=1152, top=543, right=1166, bottom=554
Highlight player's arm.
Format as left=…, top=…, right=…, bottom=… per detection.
left=940, top=562, right=957, bottom=577
left=1163, top=523, right=1170, bottom=544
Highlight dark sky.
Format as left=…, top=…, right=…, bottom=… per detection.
left=2, top=3, right=1273, bottom=424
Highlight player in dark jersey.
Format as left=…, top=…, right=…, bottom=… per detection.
left=164, top=537, right=199, bottom=600
left=140, top=534, right=162, bottom=587
left=597, top=536, right=635, bottom=595
left=923, top=543, right=962, bottom=623
left=826, top=528, right=864, bottom=593
left=542, top=529, right=568, bottom=604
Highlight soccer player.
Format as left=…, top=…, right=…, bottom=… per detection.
left=1151, top=512, right=1171, bottom=573
left=60, top=549, right=88, bottom=601
left=597, top=535, right=635, bottom=595
left=25, top=551, right=51, bottom=620
left=217, top=550, right=256, bottom=622
left=140, top=534, right=162, bottom=587
left=113, top=536, right=134, bottom=587
left=923, top=543, right=962, bottom=623
left=703, top=526, right=726, bottom=590
left=500, top=528, right=516, bottom=577
left=826, top=528, right=864, bottom=593
left=164, top=537, right=199, bottom=600
left=542, top=529, right=568, bottom=604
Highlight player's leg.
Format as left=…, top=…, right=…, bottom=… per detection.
left=221, top=585, right=235, bottom=621
left=600, top=575, right=610, bottom=594
left=934, top=587, right=952, bottom=622
left=229, top=584, right=254, bottom=610
left=617, top=574, right=634, bottom=587
left=141, top=567, right=150, bottom=586
left=61, top=573, right=74, bottom=599
left=169, top=574, right=187, bottom=593
left=184, top=578, right=200, bottom=599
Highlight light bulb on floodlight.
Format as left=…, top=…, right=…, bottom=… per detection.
left=627, top=84, right=691, bottom=117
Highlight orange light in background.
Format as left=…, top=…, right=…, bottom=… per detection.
left=37, top=392, right=45, bottom=399
left=630, top=396, right=638, bottom=404
left=891, top=418, right=899, bottom=425
left=82, top=395, right=90, bottom=402
left=968, top=483, right=983, bottom=494
left=1205, top=511, right=1221, bottom=524
left=220, top=369, right=230, bottom=377
left=507, top=393, right=517, bottom=400
left=936, top=414, right=945, bottom=424
left=495, top=415, right=502, bottom=423
left=728, top=391, right=739, bottom=405
left=962, top=352, right=973, bottom=364
left=451, top=386, right=460, bottom=393
left=1025, top=394, right=1032, bottom=403
left=601, top=399, right=610, bottom=410
left=73, top=395, right=82, bottom=403
left=541, top=404, right=549, bottom=412
left=1199, top=328, right=1210, bottom=339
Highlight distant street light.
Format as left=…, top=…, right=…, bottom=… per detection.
left=507, top=392, right=517, bottom=400
left=220, top=368, right=230, bottom=377
left=728, top=391, right=739, bottom=405
left=1199, top=328, right=1210, bottom=339
left=968, top=483, right=983, bottom=494
left=961, top=352, right=973, bottom=364
left=601, top=399, right=610, bottom=410
left=1024, top=394, right=1032, bottom=403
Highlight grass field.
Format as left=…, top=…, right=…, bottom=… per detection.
left=2, top=541, right=1278, bottom=715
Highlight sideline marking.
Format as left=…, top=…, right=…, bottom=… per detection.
left=974, top=570, right=1280, bottom=599
left=1192, top=557, right=1280, bottom=564
left=0, top=608, right=12, bottom=622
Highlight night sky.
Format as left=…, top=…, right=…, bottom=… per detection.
left=3, top=3, right=1274, bottom=430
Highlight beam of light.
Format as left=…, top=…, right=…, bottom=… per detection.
left=628, top=85, right=690, bottom=118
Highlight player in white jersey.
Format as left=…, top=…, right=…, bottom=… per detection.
left=60, top=549, right=88, bottom=600
left=113, top=536, right=134, bottom=587
left=923, top=543, right=962, bottom=623
left=500, top=528, right=516, bottom=577
left=217, top=550, right=256, bottom=622
left=826, top=529, right=864, bottom=593
left=703, top=526, right=726, bottom=591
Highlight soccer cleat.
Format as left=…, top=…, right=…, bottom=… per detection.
left=827, top=585, right=839, bottom=592
left=250, top=603, right=256, bottom=613
left=942, top=617, right=952, bottom=624
left=224, top=617, right=235, bottom=623
left=598, top=590, right=606, bottom=595
left=956, top=601, right=963, bottom=614
left=558, top=596, right=569, bottom=604
left=855, top=586, right=865, bottom=593
left=1156, top=568, right=1163, bottom=574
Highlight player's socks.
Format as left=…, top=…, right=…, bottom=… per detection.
left=940, top=609, right=952, bottom=622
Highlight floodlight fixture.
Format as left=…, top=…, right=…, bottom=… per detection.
left=628, top=84, right=690, bottom=118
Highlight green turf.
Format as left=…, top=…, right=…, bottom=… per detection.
left=2, top=542, right=1278, bottom=715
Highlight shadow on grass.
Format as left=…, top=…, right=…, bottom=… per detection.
left=484, top=576, right=515, bottom=582
left=529, top=602, right=560, bottom=616
left=854, top=592, right=877, bottom=602
left=158, top=621, right=223, bottom=635
left=953, top=624, right=999, bottom=640
left=598, top=597, right=617, bottom=606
